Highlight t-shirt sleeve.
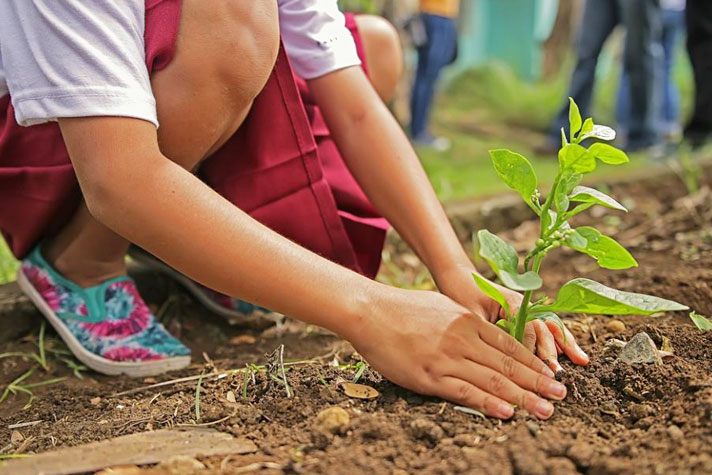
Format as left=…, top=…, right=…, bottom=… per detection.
left=0, top=0, right=157, bottom=127
left=278, top=0, right=361, bottom=80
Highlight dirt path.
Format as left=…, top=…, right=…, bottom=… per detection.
left=1, top=165, right=711, bottom=474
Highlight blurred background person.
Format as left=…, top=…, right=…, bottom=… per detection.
left=409, top=0, right=460, bottom=150
left=684, top=0, right=712, bottom=148
left=617, top=0, right=686, bottom=146
left=539, top=0, right=663, bottom=154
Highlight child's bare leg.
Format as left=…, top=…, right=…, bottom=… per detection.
left=354, top=15, right=403, bottom=102
left=43, top=0, right=279, bottom=288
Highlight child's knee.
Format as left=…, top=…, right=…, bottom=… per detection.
left=151, top=0, right=280, bottom=167
left=356, top=15, right=403, bottom=102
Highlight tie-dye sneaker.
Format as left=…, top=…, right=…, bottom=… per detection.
left=128, top=247, right=282, bottom=327
left=16, top=246, right=191, bottom=377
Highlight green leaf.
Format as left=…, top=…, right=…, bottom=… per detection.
left=568, top=97, right=582, bottom=140
left=567, top=227, right=638, bottom=270
left=580, top=124, right=616, bottom=142
left=580, top=118, right=594, bottom=137
left=527, top=312, right=567, bottom=342
left=477, top=230, right=543, bottom=291
left=489, top=149, right=538, bottom=201
left=561, top=128, right=568, bottom=148
left=689, top=311, right=712, bottom=331
left=473, top=273, right=510, bottom=317
left=554, top=172, right=582, bottom=214
left=559, top=144, right=596, bottom=174
left=537, top=278, right=689, bottom=315
left=570, top=186, right=627, bottom=212
left=496, top=319, right=511, bottom=331
left=588, top=143, right=629, bottom=165
left=565, top=229, right=588, bottom=248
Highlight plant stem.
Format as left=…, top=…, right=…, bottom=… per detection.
left=513, top=254, right=545, bottom=342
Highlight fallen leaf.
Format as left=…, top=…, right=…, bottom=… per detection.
left=226, top=391, right=236, bottom=403
left=11, top=430, right=24, bottom=444
left=230, top=335, right=257, bottom=345
left=661, top=336, right=674, bottom=354
left=340, top=382, right=380, bottom=400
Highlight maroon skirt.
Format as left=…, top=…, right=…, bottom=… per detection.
left=0, top=0, right=388, bottom=278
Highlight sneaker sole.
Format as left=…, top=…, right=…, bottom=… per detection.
left=128, top=248, right=282, bottom=328
left=17, top=269, right=191, bottom=378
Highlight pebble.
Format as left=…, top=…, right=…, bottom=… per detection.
left=156, top=456, right=206, bottom=474
left=314, top=406, right=350, bottom=434
left=667, top=425, right=684, bottom=440
left=619, top=332, right=662, bottom=365
left=526, top=421, right=540, bottom=437
left=90, top=397, right=102, bottom=405
left=409, top=418, right=444, bottom=444
left=606, top=320, right=626, bottom=333
left=225, top=391, right=236, bottom=403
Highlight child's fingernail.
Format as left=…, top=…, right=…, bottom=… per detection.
left=576, top=347, right=590, bottom=363
left=547, top=381, right=567, bottom=399
left=535, top=400, right=554, bottom=419
left=497, top=403, right=514, bottom=419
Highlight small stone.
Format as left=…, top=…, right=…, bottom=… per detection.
left=409, top=418, right=444, bottom=444
left=619, top=332, right=662, bottom=365
left=452, top=433, right=479, bottom=447
left=628, top=403, right=654, bottom=421
left=526, top=421, right=540, bottom=437
left=314, top=406, right=350, bottom=434
left=667, top=425, right=684, bottom=440
left=156, top=455, right=206, bottom=474
left=340, top=382, right=380, bottom=400
left=229, top=334, right=257, bottom=345
left=566, top=442, right=595, bottom=468
left=606, top=320, right=626, bottom=333
left=10, top=430, right=23, bottom=444
left=226, top=391, right=236, bottom=403
left=94, top=467, right=141, bottom=475
left=90, top=397, right=102, bottom=405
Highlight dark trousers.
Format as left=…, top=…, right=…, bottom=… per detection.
left=410, top=13, right=458, bottom=140
left=549, top=0, right=663, bottom=149
left=685, top=0, right=712, bottom=145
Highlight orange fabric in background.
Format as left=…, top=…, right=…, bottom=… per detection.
left=419, top=0, right=460, bottom=18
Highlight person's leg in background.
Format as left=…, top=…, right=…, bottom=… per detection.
left=545, top=0, right=618, bottom=149
left=659, top=7, right=686, bottom=139
left=619, top=0, right=663, bottom=151
left=684, top=0, right=712, bottom=147
left=616, top=6, right=685, bottom=143
left=354, top=15, right=403, bottom=103
left=409, top=13, right=457, bottom=148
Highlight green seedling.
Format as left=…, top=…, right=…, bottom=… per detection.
left=475, top=98, right=689, bottom=343
left=689, top=311, right=712, bottom=332
left=194, top=370, right=205, bottom=421
left=0, top=366, right=66, bottom=409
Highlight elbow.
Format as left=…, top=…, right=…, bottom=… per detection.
left=77, top=168, right=126, bottom=228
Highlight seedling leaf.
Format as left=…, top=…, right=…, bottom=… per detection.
left=489, top=149, right=537, bottom=201
left=473, top=273, right=510, bottom=317
left=567, top=227, right=638, bottom=270
left=580, top=118, right=594, bottom=137
left=477, top=230, right=543, bottom=291
left=689, top=311, right=712, bottom=332
left=559, top=144, right=596, bottom=174
left=588, top=143, right=629, bottom=165
left=580, top=124, right=616, bottom=142
left=496, top=319, right=511, bottom=331
left=537, top=278, right=688, bottom=315
left=568, top=97, right=582, bottom=140
left=527, top=312, right=567, bottom=341
left=570, top=186, right=627, bottom=212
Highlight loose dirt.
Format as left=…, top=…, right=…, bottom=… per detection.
left=1, top=165, right=711, bottom=474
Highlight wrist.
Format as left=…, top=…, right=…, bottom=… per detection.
left=320, top=277, right=383, bottom=343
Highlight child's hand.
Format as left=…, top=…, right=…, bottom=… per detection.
left=347, top=287, right=567, bottom=420
left=433, top=264, right=589, bottom=373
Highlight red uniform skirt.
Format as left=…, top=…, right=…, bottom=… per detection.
left=0, top=0, right=388, bottom=279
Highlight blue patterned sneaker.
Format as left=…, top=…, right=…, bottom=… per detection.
left=16, top=246, right=191, bottom=377
left=128, top=247, right=282, bottom=327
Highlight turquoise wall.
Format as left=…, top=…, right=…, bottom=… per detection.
left=455, top=0, right=559, bottom=81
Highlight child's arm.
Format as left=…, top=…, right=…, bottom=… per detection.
left=58, top=115, right=565, bottom=419
left=307, top=67, right=589, bottom=369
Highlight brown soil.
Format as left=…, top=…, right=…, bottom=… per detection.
left=1, top=165, right=711, bottom=474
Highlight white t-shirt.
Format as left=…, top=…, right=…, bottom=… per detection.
left=0, top=0, right=360, bottom=128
